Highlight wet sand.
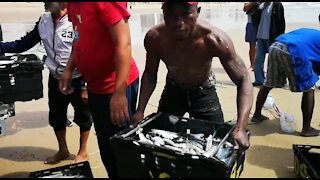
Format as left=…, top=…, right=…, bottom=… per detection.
left=0, top=2, right=320, bottom=178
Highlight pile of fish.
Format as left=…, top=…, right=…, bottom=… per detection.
left=39, top=172, right=86, bottom=178
left=135, top=128, right=234, bottom=164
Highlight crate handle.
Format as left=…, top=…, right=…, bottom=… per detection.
left=203, top=125, right=235, bottom=158
left=121, top=112, right=163, bottom=138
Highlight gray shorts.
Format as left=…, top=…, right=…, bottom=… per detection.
left=265, top=41, right=315, bottom=92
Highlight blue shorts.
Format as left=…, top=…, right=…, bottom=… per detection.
left=245, top=23, right=257, bottom=43
left=265, top=41, right=316, bottom=92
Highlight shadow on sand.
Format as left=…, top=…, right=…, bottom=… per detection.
left=245, top=144, right=296, bottom=178
left=0, top=172, right=30, bottom=178
left=0, top=146, right=75, bottom=162
left=4, top=111, right=49, bottom=135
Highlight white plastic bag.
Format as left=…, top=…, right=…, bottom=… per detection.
left=280, top=113, right=296, bottom=134
left=263, top=93, right=275, bottom=110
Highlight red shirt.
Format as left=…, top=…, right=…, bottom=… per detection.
left=68, top=2, right=139, bottom=94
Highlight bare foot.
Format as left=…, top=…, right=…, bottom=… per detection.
left=73, top=153, right=89, bottom=163
left=44, top=151, right=70, bottom=164
left=300, top=127, right=320, bottom=137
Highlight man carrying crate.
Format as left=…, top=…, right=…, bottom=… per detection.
left=132, top=2, right=252, bottom=151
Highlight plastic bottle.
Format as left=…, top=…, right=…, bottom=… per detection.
left=280, top=113, right=296, bottom=134
left=263, top=93, right=275, bottom=110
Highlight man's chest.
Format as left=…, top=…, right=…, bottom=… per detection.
left=159, top=40, right=212, bottom=66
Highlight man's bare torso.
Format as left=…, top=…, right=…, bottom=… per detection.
left=147, top=21, right=223, bottom=89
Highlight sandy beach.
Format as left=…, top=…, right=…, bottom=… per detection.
left=0, top=2, right=320, bottom=178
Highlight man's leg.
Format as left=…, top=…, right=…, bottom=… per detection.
left=245, top=23, right=256, bottom=71
left=45, top=74, right=70, bottom=164
left=251, top=41, right=286, bottom=124
left=88, top=92, right=123, bottom=178
left=189, top=86, right=224, bottom=124
left=300, top=89, right=320, bottom=137
left=74, top=130, right=90, bottom=163
left=253, top=39, right=266, bottom=85
left=249, top=42, right=256, bottom=71
left=251, top=86, right=272, bottom=123
left=70, top=77, right=92, bottom=163
left=44, top=130, right=70, bottom=164
left=87, top=79, right=138, bottom=178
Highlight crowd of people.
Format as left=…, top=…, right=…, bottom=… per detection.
left=243, top=2, right=320, bottom=137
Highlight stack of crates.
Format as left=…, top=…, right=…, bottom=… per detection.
left=110, top=112, right=247, bottom=178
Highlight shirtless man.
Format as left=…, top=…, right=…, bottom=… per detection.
left=132, top=2, right=252, bottom=151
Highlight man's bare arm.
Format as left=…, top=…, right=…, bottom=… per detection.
left=59, top=43, right=76, bottom=95
left=108, top=18, right=132, bottom=127
left=210, top=29, right=253, bottom=150
left=133, top=30, right=161, bottom=122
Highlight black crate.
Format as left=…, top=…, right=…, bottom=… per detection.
left=0, top=54, right=43, bottom=103
left=29, top=161, right=94, bottom=178
left=110, top=112, right=246, bottom=178
left=0, top=54, right=43, bottom=73
left=0, top=24, right=3, bottom=56
left=293, top=144, right=320, bottom=178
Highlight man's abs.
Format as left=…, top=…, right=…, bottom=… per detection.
left=166, top=69, right=216, bottom=89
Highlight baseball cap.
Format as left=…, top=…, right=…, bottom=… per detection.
left=161, top=2, right=198, bottom=9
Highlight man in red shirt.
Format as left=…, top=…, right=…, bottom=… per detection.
left=60, top=2, right=139, bottom=178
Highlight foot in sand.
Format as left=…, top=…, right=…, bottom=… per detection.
left=300, top=127, right=320, bottom=137
left=249, top=114, right=269, bottom=124
left=44, top=151, right=70, bottom=164
left=73, top=153, right=89, bottom=163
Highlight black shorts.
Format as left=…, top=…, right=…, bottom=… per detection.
left=48, top=74, right=92, bottom=132
left=245, top=22, right=257, bottom=43
left=158, top=80, right=224, bottom=125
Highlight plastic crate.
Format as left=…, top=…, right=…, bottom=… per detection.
left=110, top=112, right=246, bottom=178
left=293, top=144, right=320, bottom=178
left=0, top=54, right=43, bottom=103
left=29, top=161, right=94, bottom=178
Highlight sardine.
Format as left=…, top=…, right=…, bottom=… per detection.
left=151, top=136, right=165, bottom=146
left=202, top=126, right=235, bottom=158
left=205, top=135, right=213, bottom=151
left=163, top=138, right=186, bottom=148
left=138, top=132, right=153, bottom=145
left=164, top=145, right=184, bottom=153
left=149, top=129, right=179, bottom=140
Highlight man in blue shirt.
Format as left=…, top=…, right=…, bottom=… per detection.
left=251, top=28, right=320, bottom=137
